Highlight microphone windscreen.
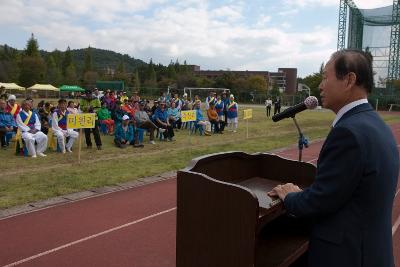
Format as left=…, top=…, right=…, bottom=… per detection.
left=304, top=96, right=318, bottom=109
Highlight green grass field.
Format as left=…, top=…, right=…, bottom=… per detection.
left=1, top=105, right=399, bottom=209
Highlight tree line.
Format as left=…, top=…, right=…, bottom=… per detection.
left=0, top=34, right=275, bottom=95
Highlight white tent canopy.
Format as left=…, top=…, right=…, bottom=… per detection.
left=0, top=82, right=25, bottom=91
left=27, top=84, right=59, bottom=91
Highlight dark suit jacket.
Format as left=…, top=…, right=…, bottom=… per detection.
left=284, top=103, right=399, bottom=267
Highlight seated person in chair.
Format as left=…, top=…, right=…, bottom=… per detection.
left=154, top=101, right=174, bottom=141
left=112, top=101, right=127, bottom=126
left=16, top=100, right=48, bottom=157
left=167, top=101, right=181, bottom=129
left=207, top=102, right=221, bottom=133
left=0, top=99, right=17, bottom=149
left=5, top=94, right=20, bottom=120
left=52, top=99, right=79, bottom=153
left=194, top=101, right=211, bottom=136
left=114, top=115, right=134, bottom=148
left=134, top=101, right=162, bottom=145
left=97, top=101, right=115, bottom=135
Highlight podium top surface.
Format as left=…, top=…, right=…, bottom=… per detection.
left=237, top=177, right=281, bottom=210
left=185, top=151, right=316, bottom=187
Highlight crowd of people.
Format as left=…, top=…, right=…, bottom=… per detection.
left=0, top=88, right=239, bottom=156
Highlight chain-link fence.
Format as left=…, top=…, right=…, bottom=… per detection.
left=118, top=86, right=400, bottom=111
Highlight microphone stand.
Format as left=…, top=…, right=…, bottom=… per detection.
left=291, top=115, right=309, bottom=162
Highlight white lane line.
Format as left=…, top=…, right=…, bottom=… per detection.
left=0, top=177, right=176, bottom=221
left=2, top=207, right=177, bottom=267
left=307, top=157, right=318, bottom=164
left=393, top=213, right=400, bottom=236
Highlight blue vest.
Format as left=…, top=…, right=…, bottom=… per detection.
left=55, top=109, right=69, bottom=130
left=195, top=109, right=204, bottom=121
left=19, top=111, right=37, bottom=129
left=227, top=102, right=238, bottom=119
left=215, top=100, right=224, bottom=116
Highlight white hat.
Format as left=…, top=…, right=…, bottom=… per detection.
left=122, top=115, right=130, bottom=121
left=230, top=94, right=234, bottom=99
left=8, top=95, right=16, bottom=101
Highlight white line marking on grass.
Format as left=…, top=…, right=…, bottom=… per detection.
left=2, top=207, right=177, bottom=267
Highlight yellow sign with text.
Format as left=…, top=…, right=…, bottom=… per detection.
left=67, top=113, right=96, bottom=129
left=243, top=109, right=253, bottom=120
left=181, top=110, right=197, bottom=122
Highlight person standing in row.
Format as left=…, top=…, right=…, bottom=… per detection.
left=226, top=94, right=238, bottom=133
left=215, top=95, right=225, bottom=132
left=80, top=90, right=102, bottom=150
left=265, top=97, right=272, bottom=118
left=273, top=96, right=281, bottom=115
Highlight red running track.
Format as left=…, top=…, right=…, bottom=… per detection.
left=0, top=124, right=399, bottom=267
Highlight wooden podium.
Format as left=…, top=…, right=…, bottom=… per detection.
left=176, top=152, right=316, bottom=267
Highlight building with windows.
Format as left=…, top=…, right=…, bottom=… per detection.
left=188, top=65, right=297, bottom=94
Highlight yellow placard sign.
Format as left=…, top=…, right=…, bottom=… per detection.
left=67, top=113, right=95, bottom=129
left=243, top=109, right=253, bottom=120
left=181, top=110, right=197, bottom=122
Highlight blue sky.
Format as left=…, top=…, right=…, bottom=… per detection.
left=0, top=0, right=394, bottom=77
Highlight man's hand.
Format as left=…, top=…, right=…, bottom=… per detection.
left=268, top=183, right=302, bottom=201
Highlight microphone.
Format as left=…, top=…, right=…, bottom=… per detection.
left=272, top=96, right=318, bottom=122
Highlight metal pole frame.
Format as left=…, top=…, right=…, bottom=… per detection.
left=388, top=0, right=400, bottom=89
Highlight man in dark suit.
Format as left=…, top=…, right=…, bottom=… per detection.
left=269, top=49, right=399, bottom=267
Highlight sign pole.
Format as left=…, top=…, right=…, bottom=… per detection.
left=78, top=128, right=82, bottom=164
left=243, top=109, right=252, bottom=139
left=181, top=110, right=196, bottom=158
left=246, top=119, right=249, bottom=139
left=67, top=113, right=95, bottom=165
left=188, top=131, right=192, bottom=157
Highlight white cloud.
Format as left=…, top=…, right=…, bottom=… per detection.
left=284, top=0, right=337, bottom=8
left=278, top=9, right=299, bottom=16
left=256, top=15, right=272, bottom=27
left=0, top=0, right=339, bottom=76
left=353, top=0, right=393, bottom=9
left=211, top=5, right=244, bottom=22
left=284, top=0, right=393, bottom=9
left=281, top=22, right=291, bottom=29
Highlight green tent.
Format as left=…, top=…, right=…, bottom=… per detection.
left=59, top=85, right=85, bottom=92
